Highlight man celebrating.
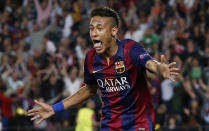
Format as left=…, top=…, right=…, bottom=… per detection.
left=28, top=7, right=179, bottom=131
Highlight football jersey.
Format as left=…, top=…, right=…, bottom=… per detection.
left=84, top=39, right=155, bottom=131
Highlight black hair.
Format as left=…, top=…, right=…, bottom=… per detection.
left=90, top=7, right=120, bottom=28
left=43, top=33, right=50, bottom=39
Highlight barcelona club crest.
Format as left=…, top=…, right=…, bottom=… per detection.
left=115, top=61, right=125, bottom=74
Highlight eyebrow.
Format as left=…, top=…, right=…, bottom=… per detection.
left=90, top=24, right=103, bottom=27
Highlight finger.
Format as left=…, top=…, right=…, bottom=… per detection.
left=160, top=55, right=165, bottom=64
left=36, top=118, right=45, bottom=125
left=169, top=77, right=175, bottom=82
left=170, top=68, right=179, bottom=72
left=31, top=114, right=41, bottom=121
left=168, top=62, right=176, bottom=68
left=170, top=72, right=179, bottom=76
left=35, top=100, right=46, bottom=108
left=28, top=107, right=41, bottom=113
left=28, top=111, right=39, bottom=117
left=28, top=112, right=37, bottom=116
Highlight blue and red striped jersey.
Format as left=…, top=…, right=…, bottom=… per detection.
left=84, top=39, right=155, bottom=131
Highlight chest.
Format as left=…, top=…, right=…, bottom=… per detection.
left=92, top=56, right=130, bottom=78
left=91, top=56, right=138, bottom=93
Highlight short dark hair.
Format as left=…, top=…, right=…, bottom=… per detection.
left=90, top=7, right=120, bottom=27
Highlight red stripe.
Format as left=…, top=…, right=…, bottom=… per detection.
left=87, top=48, right=96, bottom=73
left=144, top=75, right=155, bottom=125
left=102, top=57, right=123, bottom=131
left=125, top=53, right=148, bottom=129
left=124, top=41, right=136, bottom=71
left=133, top=71, right=151, bottom=130
left=100, top=90, right=105, bottom=123
left=124, top=40, right=155, bottom=130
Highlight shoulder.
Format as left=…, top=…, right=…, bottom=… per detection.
left=87, top=48, right=96, bottom=55
left=121, top=39, right=136, bottom=45
left=86, top=48, right=96, bottom=62
left=84, top=48, right=96, bottom=73
left=121, top=39, right=144, bottom=51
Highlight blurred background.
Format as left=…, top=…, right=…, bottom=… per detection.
left=0, top=0, right=208, bottom=130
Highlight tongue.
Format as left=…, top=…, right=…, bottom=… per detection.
left=94, top=42, right=102, bottom=48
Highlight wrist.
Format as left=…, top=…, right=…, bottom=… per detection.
left=52, top=101, right=65, bottom=113
left=157, top=63, right=163, bottom=78
left=157, top=63, right=161, bottom=74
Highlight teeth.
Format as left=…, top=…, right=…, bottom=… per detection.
left=94, top=42, right=102, bottom=48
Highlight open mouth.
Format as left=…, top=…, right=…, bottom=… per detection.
left=93, top=40, right=102, bottom=51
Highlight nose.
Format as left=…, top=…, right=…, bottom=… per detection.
left=90, top=29, right=98, bottom=39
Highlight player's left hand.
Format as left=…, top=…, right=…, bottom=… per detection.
left=159, top=55, right=179, bottom=82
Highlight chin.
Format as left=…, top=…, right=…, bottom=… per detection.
left=95, top=50, right=104, bottom=54
left=95, top=48, right=105, bottom=54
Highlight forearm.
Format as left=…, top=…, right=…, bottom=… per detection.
left=46, top=0, right=53, bottom=13
left=62, top=84, right=97, bottom=110
left=34, top=0, right=41, bottom=12
left=145, top=60, right=161, bottom=76
left=27, top=85, right=96, bottom=125
left=183, top=80, right=196, bottom=99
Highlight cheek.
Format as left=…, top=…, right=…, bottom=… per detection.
left=102, top=31, right=112, bottom=41
left=99, top=30, right=107, bottom=37
left=89, top=31, right=93, bottom=37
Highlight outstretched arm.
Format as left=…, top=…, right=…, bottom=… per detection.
left=62, top=84, right=98, bottom=109
left=145, top=55, right=179, bottom=82
left=28, top=84, right=98, bottom=124
left=34, top=0, right=41, bottom=13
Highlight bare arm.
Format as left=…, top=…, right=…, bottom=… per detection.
left=145, top=60, right=161, bottom=75
left=145, top=55, right=179, bottom=82
left=28, top=84, right=98, bottom=124
left=198, top=79, right=208, bottom=92
left=62, top=84, right=98, bottom=109
left=34, top=0, right=41, bottom=13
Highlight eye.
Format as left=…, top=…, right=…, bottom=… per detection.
left=98, top=28, right=103, bottom=31
left=89, top=27, right=93, bottom=31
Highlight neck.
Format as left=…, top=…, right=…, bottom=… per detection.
left=70, top=77, right=76, bottom=82
left=169, top=124, right=175, bottom=129
left=103, top=38, right=118, bottom=58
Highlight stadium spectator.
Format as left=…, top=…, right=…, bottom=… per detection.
left=75, top=99, right=99, bottom=131
left=61, top=66, right=82, bottom=97
left=34, top=0, right=53, bottom=26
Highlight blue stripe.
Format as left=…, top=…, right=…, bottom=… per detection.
left=93, top=54, right=111, bottom=131
left=116, top=40, right=136, bottom=131
left=100, top=91, right=111, bottom=131
left=147, top=108, right=154, bottom=131
left=84, top=54, right=97, bottom=84
left=93, top=53, right=103, bottom=73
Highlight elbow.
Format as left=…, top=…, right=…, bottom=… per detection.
left=89, top=89, right=97, bottom=97
left=85, top=84, right=98, bottom=97
left=89, top=88, right=98, bottom=97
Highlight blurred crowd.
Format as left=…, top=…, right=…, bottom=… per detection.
left=0, top=0, right=209, bottom=130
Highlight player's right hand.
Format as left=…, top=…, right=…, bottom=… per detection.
left=28, top=100, right=55, bottom=125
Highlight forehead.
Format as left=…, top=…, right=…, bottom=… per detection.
left=90, top=16, right=113, bottom=26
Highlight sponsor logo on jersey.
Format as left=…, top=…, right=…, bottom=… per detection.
left=97, top=77, right=130, bottom=92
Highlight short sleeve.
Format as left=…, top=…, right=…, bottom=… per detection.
left=129, top=43, right=152, bottom=68
left=84, top=54, right=97, bottom=85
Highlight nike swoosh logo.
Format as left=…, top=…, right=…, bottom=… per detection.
left=93, top=69, right=103, bottom=73
left=138, top=128, right=146, bottom=131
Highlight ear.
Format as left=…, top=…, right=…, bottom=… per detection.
left=111, top=27, right=118, bottom=37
